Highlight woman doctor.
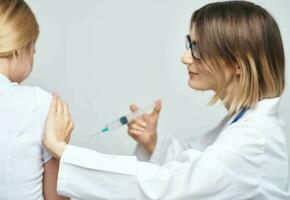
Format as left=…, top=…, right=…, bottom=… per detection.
left=43, top=1, right=289, bottom=200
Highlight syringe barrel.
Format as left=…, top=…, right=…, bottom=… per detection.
left=103, top=103, right=154, bottom=133
left=125, top=103, right=154, bottom=123
left=106, top=119, right=123, bottom=131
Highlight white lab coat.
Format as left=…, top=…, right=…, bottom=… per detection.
left=57, top=97, right=289, bottom=200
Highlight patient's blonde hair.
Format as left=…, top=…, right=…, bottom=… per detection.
left=0, top=0, right=39, bottom=58
left=191, top=1, right=285, bottom=115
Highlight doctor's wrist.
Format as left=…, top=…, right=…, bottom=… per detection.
left=54, top=142, right=67, bottom=159
left=44, top=140, right=67, bottom=159
left=144, top=133, right=157, bottom=154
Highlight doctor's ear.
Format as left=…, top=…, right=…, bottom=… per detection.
left=12, top=50, right=20, bottom=57
left=235, top=66, right=241, bottom=76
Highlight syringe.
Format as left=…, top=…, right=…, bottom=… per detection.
left=93, top=103, right=155, bottom=136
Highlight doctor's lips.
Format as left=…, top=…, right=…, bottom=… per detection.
left=188, top=71, right=198, bottom=78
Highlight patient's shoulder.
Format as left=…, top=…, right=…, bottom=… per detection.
left=4, top=85, right=52, bottom=121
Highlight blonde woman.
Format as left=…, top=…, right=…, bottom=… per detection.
left=43, top=1, right=289, bottom=199
left=0, top=0, right=69, bottom=199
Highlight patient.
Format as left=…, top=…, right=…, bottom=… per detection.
left=0, top=0, right=69, bottom=199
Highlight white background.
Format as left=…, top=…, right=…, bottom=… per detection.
left=26, top=0, right=289, bottom=159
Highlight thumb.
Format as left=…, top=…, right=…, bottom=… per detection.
left=151, top=100, right=162, bottom=116
left=130, top=104, right=138, bottom=112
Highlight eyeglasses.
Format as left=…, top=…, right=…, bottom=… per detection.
left=186, top=35, right=201, bottom=60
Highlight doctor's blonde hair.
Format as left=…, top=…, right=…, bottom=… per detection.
left=0, top=0, right=39, bottom=57
left=191, top=1, right=285, bottom=115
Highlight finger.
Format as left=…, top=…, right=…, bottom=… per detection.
left=65, top=105, right=71, bottom=127
left=128, top=129, right=143, bottom=136
left=68, top=109, right=73, bottom=122
left=151, top=99, right=162, bottom=116
left=143, top=113, right=150, bottom=121
left=68, top=111, right=74, bottom=130
left=127, top=118, right=145, bottom=128
left=127, top=122, right=133, bottom=128
left=131, top=124, right=146, bottom=132
left=57, top=97, right=63, bottom=114
left=68, top=108, right=74, bottom=128
left=134, top=119, right=147, bottom=128
left=60, top=99, right=67, bottom=114
left=65, top=114, right=74, bottom=130
left=130, top=104, right=138, bottom=112
left=66, top=120, right=74, bottom=142
left=63, top=103, right=69, bottom=119
left=48, top=95, right=57, bottom=115
left=69, top=119, right=74, bottom=130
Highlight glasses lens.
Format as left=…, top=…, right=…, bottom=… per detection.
left=186, top=35, right=201, bottom=60
left=192, top=43, right=201, bottom=59
left=193, top=51, right=201, bottom=59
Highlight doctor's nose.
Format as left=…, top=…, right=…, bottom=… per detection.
left=182, top=49, right=194, bottom=65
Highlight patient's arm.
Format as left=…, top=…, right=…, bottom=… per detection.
left=43, top=158, right=70, bottom=200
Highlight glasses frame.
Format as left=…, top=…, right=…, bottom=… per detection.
left=186, top=35, right=201, bottom=60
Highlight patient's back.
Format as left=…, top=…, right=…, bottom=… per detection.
left=0, top=75, right=52, bottom=200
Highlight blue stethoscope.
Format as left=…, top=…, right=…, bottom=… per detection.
left=230, top=108, right=247, bottom=124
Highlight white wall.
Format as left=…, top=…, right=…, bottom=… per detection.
left=25, top=0, right=290, bottom=157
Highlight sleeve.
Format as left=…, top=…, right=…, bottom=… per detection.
left=35, top=87, right=53, bottom=163
left=135, top=135, right=190, bottom=165
left=57, top=124, right=265, bottom=200
left=135, top=125, right=223, bottom=165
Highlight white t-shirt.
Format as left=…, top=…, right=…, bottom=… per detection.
left=0, top=74, right=52, bottom=200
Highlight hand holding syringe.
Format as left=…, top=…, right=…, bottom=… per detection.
left=93, top=100, right=161, bottom=136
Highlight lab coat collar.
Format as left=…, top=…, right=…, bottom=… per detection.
left=226, top=97, right=281, bottom=127
left=243, top=97, right=280, bottom=119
